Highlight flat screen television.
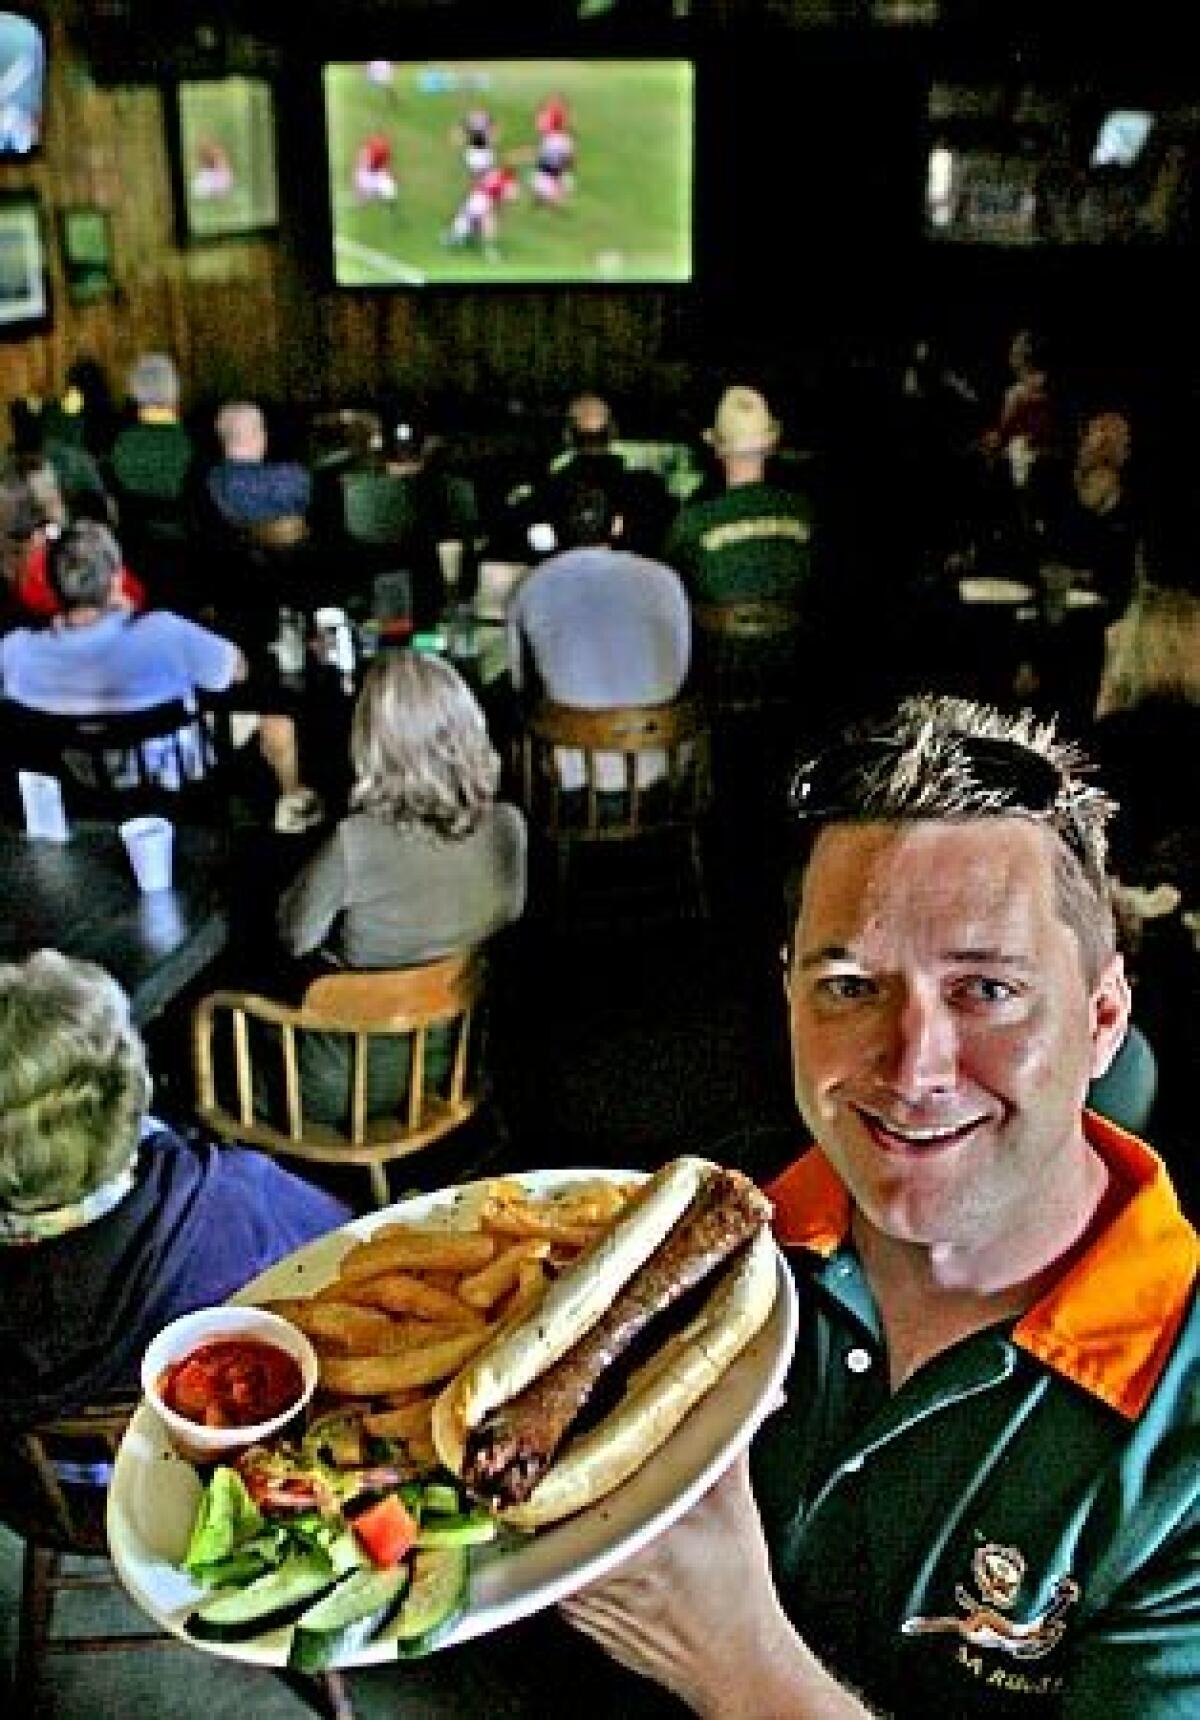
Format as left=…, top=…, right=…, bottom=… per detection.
left=322, top=58, right=694, bottom=287
left=171, top=75, right=279, bottom=242
left=0, top=8, right=47, bottom=160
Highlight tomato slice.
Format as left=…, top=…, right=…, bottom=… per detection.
left=352, top=1495, right=419, bottom=1568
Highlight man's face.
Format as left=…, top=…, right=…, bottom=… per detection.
left=786, top=820, right=1129, bottom=1257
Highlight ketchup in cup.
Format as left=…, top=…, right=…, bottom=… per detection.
left=159, top=1338, right=304, bottom=1430
left=142, top=1307, right=319, bottom=1462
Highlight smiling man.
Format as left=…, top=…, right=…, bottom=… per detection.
left=563, top=694, right=1200, bottom=1718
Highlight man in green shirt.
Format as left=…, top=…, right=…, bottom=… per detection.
left=563, top=693, right=1200, bottom=1718
left=664, top=385, right=814, bottom=606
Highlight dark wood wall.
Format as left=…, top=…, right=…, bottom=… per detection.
left=5, top=3, right=1200, bottom=440
left=2, top=4, right=683, bottom=429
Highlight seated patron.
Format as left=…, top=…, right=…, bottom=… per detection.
left=564, top=692, right=1200, bottom=1718
left=0, top=463, right=141, bottom=624
left=523, top=393, right=673, bottom=558
left=664, top=385, right=815, bottom=607
left=107, top=352, right=195, bottom=514
left=206, top=400, right=313, bottom=533
left=106, top=351, right=199, bottom=608
left=0, top=950, right=349, bottom=1431
left=506, top=481, right=690, bottom=791
left=276, top=650, right=526, bottom=1125
left=0, top=518, right=302, bottom=807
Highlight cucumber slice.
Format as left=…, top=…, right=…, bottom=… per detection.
left=383, top=1545, right=470, bottom=1658
left=419, top=1482, right=463, bottom=1516
left=186, top=1553, right=344, bottom=1643
left=289, top=1564, right=412, bottom=1673
left=416, top=1510, right=497, bottom=1548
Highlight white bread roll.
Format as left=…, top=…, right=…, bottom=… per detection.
left=432, top=1159, right=777, bottom=1529
left=433, top=1156, right=711, bottom=1478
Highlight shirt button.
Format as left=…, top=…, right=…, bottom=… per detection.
left=845, top=1347, right=872, bottom=1374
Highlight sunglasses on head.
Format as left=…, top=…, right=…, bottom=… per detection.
left=789, top=733, right=1092, bottom=870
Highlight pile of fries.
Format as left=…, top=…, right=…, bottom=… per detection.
left=266, top=1177, right=638, bottom=1471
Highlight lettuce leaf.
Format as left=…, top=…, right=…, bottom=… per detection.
left=183, top=1466, right=266, bottom=1575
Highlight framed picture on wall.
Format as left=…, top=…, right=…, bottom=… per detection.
left=0, top=188, right=50, bottom=335
left=57, top=205, right=116, bottom=304
left=170, top=75, right=280, bottom=242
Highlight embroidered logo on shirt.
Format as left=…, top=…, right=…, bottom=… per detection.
left=901, top=1544, right=1080, bottom=1662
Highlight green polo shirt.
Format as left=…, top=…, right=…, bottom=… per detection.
left=663, top=480, right=813, bottom=604
left=754, top=1116, right=1200, bottom=1718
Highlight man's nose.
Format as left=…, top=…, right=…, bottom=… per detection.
left=878, top=986, right=958, bottom=1098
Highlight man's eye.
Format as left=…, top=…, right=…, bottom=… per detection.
left=957, top=976, right=1020, bottom=1005
left=816, top=974, right=877, bottom=1002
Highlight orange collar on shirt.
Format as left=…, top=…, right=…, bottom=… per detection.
left=765, top=1113, right=1199, bottom=1421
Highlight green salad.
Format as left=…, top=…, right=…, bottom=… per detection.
left=178, top=1410, right=500, bottom=1668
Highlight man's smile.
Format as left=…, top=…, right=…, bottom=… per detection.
left=851, top=1102, right=992, bottom=1155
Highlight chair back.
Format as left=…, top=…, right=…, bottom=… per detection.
left=1, top=1394, right=137, bottom=1557
left=518, top=699, right=711, bottom=924
left=691, top=597, right=805, bottom=717
left=247, top=512, right=309, bottom=550
left=5, top=698, right=226, bottom=819
left=340, top=471, right=423, bottom=548
left=192, top=951, right=488, bottom=1208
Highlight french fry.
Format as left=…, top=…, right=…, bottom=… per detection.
left=531, top=1185, right=631, bottom=1226
left=318, top=1270, right=484, bottom=1326
left=379, top=1386, right=429, bottom=1409
left=317, top=1328, right=493, bottom=1395
left=405, top=1432, right=438, bottom=1468
left=362, top=1398, right=435, bottom=1441
left=480, top=1200, right=600, bottom=1251
left=457, top=1238, right=551, bottom=1311
left=338, top=1229, right=497, bottom=1281
left=498, top=1257, right=550, bottom=1326
left=266, top=1300, right=408, bottom=1353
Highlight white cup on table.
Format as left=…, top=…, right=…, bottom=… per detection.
left=17, top=771, right=69, bottom=843
left=119, top=815, right=174, bottom=893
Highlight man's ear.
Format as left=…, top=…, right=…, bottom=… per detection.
left=1088, top=953, right=1133, bottom=1082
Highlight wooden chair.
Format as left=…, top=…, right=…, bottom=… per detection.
left=4, top=697, right=229, bottom=821
left=3, top=1394, right=353, bottom=1716
left=517, top=699, right=711, bottom=926
left=691, top=597, right=805, bottom=719
left=246, top=512, right=310, bottom=550
left=192, top=953, right=488, bottom=1209
left=339, top=469, right=426, bottom=549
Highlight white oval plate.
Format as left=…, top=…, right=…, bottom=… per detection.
left=107, top=1167, right=799, bottom=1667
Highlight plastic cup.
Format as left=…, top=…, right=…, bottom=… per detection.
left=141, top=1305, right=319, bottom=1465
left=119, top=815, right=174, bottom=893
left=18, top=770, right=69, bottom=842
left=437, top=538, right=464, bottom=593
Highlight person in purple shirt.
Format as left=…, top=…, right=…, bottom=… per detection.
left=0, top=949, right=351, bottom=1432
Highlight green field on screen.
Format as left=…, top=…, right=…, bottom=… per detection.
left=324, top=60, right=693, bottom=286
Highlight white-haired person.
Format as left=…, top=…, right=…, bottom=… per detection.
left=107, top=351, right=194, bottom=515
left=563, top=692, right=1200, bottom=1719
left=207, top=400, right=312, bottom=533
left=0, top=950, right=350, bottom=1433
left=276, top=649, right=526, bottom=1125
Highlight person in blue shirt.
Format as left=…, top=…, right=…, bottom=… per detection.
left=0, top=949, right=351, bottom=1432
